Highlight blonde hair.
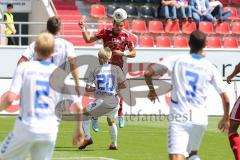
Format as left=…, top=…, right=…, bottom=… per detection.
left=35, top=32, right=55, bottom=59
left=98, top=47, right=112, bottom=61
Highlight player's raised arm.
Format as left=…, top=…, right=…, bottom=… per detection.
left=78, top=20, right=98, bottom=43
left=227, top=63, right=240, bottom=84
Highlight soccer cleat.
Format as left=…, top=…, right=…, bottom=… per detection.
left=118, top=116, right=125, bottom=128
left=92, top=119, right=99, bottom=132
left=108, top=144, right=118, bottom=150
left=79, top=138, right=93, bottom=150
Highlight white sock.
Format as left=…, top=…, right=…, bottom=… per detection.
left=82, top=119, right=91, bottom=140
left=188, top=155, right=200, bottom=160
left=109, top=124, right=117, bottom=146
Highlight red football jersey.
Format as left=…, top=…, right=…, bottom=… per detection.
left=95, top=28, right=135, bottom=68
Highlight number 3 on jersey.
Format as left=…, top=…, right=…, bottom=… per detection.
left=97, top=74, right=115, bottom=91
left=34, top=80, right=49, bottom=109
left=185, top=71, right=199, bottom=98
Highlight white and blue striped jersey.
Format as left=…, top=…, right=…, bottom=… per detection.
left=154, top=54, right=225, bottom=125
left=87, top=64, right=126, bottom=108
left=10, top=60, right=62, bottom=133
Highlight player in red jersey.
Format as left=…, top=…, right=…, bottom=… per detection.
left=227, top=63, right=240, bottom=160
left=77, top=8, right=136, bottom=148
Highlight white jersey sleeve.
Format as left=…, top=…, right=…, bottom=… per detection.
left=152, top=55, right=184, bottom=75
left=22, top=42, right=35, bottom=60
left=65, top=41, right=76, bottom=58
left=210, top=65, right=225, bottom=94
left=160, top=55, right=184, bottom=72
left=9, top=63, right=25, bottom=94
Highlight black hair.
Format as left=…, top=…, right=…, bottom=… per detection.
left=7, top=3, right=13, bottom=9
left=189, top=30, right=206, bottom=53
left=47, top=16, right=61, bottom=35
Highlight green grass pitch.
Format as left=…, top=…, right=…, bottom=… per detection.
left=0, top=116, right=234, bottom=160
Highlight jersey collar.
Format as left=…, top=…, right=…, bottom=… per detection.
left=38, top=60, right=51, bottom=66
left=102, top=63, right=110, bottom=67
left=191, top=53, right=204, bottom=60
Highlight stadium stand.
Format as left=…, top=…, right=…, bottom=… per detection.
left=51, top=0, right=240, bottom=48
left=215, top=22, right=230, bottom=35
left=223, top=37, right=239, bottom=48
left=139, top=35, right=155, bottom=47
left=173, top=36, right=189, bottom=48
left=156, top=36, right=171, bottom=47
left=206, top=37, right=222, bottom=48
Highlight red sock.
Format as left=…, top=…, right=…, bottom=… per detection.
left=229, top=133, right=240, bottom=160
left=118, top=98, right=123, bottom=116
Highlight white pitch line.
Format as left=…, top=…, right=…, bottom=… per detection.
left=52, top=157, right=117, bottom=160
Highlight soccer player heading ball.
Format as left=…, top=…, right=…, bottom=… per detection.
left=78, top=8, right=136, bottom=132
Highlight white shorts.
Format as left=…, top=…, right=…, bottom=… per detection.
left=86, top=99, right=119, bottom=122
left=0, top=119, right=58, bottom=160
left=168, top=122, right=207, bottom=157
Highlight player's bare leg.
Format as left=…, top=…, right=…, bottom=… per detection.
left=72, top=102, right=84, bottom=147
left=118, top=98, right=124, bottom=128
left=107, top=117, right=118, bottom=150
left=229, top=119, right=240, bottom=160
left=169, top=154, right=185, bottom=160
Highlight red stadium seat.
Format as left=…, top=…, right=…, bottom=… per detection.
left=215, top=22, right=230, bottom=35
left=173, top=36, right=188, bottom=48
left=156, top=36, right=171, bottom=47
left=139, top=35, right=155, bottom=47
left=199, top=22, right=214, bottom=34
left=165, top=20, right=181, bottom=34
left=131, top=20, right=147, bottom=34
left=90, top=4, right=107, bottom=18
left=182, top=21, right=197, bottom=34
left=206, top=37, right=222, bottom=48
left=97, top=19, right=112, bottom=31
left=223, top=7, right=239, bottom=20
left=223, top=37, right=239, bottom=48
left=232, top=22, right=240, bottom=35
left=148, top=20, right=165, bottom=34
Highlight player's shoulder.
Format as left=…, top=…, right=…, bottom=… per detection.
left=55, top=37, right=74, bottom=47
left=16, top=61, right=39, bottom=72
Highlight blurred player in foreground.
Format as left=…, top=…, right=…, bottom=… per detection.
left=144, top=30, right=229, bottom=160
left=18, top=16, right=80, bottom=96
left=72, top=47, right=126, bottom=150
left=227, top=63, right=240, bottom=160
left=78, top=8, right=136, bottom=130
left=0, top=32, right=84, bottom=160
